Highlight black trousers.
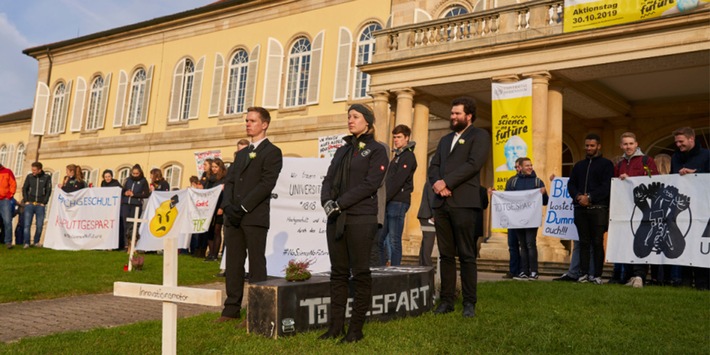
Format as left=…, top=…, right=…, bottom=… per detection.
left=221, top=224, right=267, bottom=318
left=434, top=204, right=479, bottom=306
left=120, top=204, right=142, bottom=250
left=574, top=207, right=608, bottom=278
left=326, top=222, right=377, bottom=331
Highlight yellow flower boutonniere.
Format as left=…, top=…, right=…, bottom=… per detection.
left=458, top=138, right=465, bottom=145
left=358, top=142, right=366, bottom=150
left=249, top=152, right=257, bottom=159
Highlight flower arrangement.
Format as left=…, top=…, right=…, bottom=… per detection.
left=358, top=142, right=366, bottom=150
left=458, top=138, right=465, bottom=145
left=284, top=258, right=314, bottom=281
left=249, top=152, right=257, bottom=159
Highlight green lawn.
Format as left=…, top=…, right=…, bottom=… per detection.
left=0, top=247, right=221, bottom=302
left=0, top=271, right=708, bottom=354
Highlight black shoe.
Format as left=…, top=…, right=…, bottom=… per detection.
left=433, top=302, right=454, bottom=315
left=462, top=303, right=476, bottom=318
left=553, top=273, right=576, bottom=282
left=339, top=330, right=364, bottom=343
left=502, top=272, right=514, bottom=279
left=319, top=325, right=345, bottom=340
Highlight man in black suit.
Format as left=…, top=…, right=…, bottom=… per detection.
left=217, top=106, right=283, bottom=323
left=428, top=97, right=490, bottom=318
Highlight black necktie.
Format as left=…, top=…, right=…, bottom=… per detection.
left=248, top=144, right=255, bottom=152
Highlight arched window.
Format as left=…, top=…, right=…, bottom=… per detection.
left=0, top=145, right=7, bottom=166
left=48, top=83, right=67, bottom=134
left=117, top=167, right=131, bottom=185
left=164, top=165, right=182, bottom=190
left=180, top=60, right=195, bottom=120
left=86, top=76, right=105, bottom=130
left=127, top=69, right=147, bottom=126
left=285, top=37, right=312, bottom=107
left=354, top=23, right=382, bottom=99
left=225, top=50, right=249, bottom=115
left=443, top=5, right=469, bottom=17
left=14, top=143, right=25, bottom=175
left=562, top=142, right=574, bottom=177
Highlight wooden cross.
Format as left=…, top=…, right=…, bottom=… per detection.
left=114, top=218, right=223, bottom=354
left=125, top=207, right=147, bottom=272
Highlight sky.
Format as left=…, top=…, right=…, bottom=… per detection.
left=0, top=0, right=207, bottom=116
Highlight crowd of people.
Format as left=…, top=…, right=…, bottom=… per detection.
left=0, top=101, right=707, bottom=344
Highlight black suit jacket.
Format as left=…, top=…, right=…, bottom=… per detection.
left=428, top=125, right=490, bottom=209
left=222, top=139, right=283, bottom=228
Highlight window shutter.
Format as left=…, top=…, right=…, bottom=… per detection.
left=262, top=38, right=283, bottom=109
left=90, top=169, right=99, bottom=187
left=113, top=70, right=128, bottom=127
left=244, top=45, right=260, bottom=109
left=188, top=56, right=205, bottom=120
left=307, top=31, right=324, bottom=105
left=31, top=82, right=50, bottom=135
left=168, top=60, right=185, bottom=122
left=208, top=53, right=224, bottom=117
left=96, top=72, right=111, bottom=129
left=140, top=65, right=154, bottom=125
left=70, top=77, right=86, bottom=132
left=58, top=80, right=73, bottom=134
left=333, top=27, right=352, bottom=102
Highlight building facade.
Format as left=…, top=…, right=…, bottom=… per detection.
left=6, top=0, right=709, bottom=258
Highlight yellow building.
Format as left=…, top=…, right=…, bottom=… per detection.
left=10, top=0, right=710, bottom=258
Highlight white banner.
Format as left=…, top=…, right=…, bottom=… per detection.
left=221, top=158, right=332, bottom=276
left=491, top=190, right=544, bottom=229
left=137, top=190, right=192, bottom=251
left=607, top=174, right=710, bottom=268
left=187, top=186, right=221, bottom=233
left=44, top=187, right=121, bottom=250
left=194, top=150, right=222, bottom=177
left=318, top=134, right=346, bottom=158
left=542, top=177, right=579, bottom=240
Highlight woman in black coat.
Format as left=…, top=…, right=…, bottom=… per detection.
left=319, top=104, right=388, bottom=343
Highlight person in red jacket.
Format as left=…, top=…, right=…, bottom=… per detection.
left=614, top=132, right=659, bottom=288
left=0, top=163, right=17, bottom=248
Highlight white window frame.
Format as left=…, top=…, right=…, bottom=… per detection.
left=443, top=5, right=469, bottom=17
left=126, top=68, right=147, bottom=126
left=14, top=143, right=25, bottom=176
left=164, top=165, right=182, bottom=190
left=117, top=167, right=130, bottom=185
left=179, top=60, right=195, bottom=120
left=0, top=145, right=7, bottom=166
left=86, top=76, right=104, bottom=131
left=48, top=83, right=67, bottom=134
left=225, top=50, right=249, bottom=115
left=353, top=23, right=382, bottom=99
left=284, top=37, right=312, bottom=108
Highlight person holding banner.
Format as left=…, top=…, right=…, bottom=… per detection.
left=60, top=164, right=86, bottom=193
left=429, top=97, right=490, bottom=318
left=614, top=132, right=659, bottom=288
left=670, top=127, right=709, bottom=290
left=100, top=170, right=122, bottom=188
left=568, top=134, right=614, bottom=285
left=149, top=168, right=170, bottom=192
left=319, top=104, right=388, bottom=342
left=205, top=158, right=226, bottom=262
left=218, top=106, right=283, bottom=324
left=119, top=164, right=150, bottom=251
left=506, top=157, right=548, bottom=280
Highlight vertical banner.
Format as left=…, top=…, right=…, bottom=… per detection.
left=194, top=150, right=222, bottom=176
left=564, top=0, right=710, bottom=33
left=137, top=190, right=192, bottom=251
left=491, top=78, right=533, bottom=191
left=542, top=177, right=579, bottom=240
left=318, top=134, right=346, bottom=158
left=607, top=174, right=710, bottom=268
left=263, top=157, right=331, bottom=276
left=187, top=186, right=221, bottom=233
left=44, top=187, right=121, bottom=250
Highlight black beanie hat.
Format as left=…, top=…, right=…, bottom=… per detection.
left=348, top=104, right=375, bottom=127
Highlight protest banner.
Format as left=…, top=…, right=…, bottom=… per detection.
left=542, top=177, right=579, bottom=240
left=44, top=187, right=121, bottom=250
left=137, top=190, right=192, bottom=251
left=318, top=134, right=346, bottom=158
left=607, top=174, right=710, bottom=267
left=563, top=0, right=709, bottom=33
left=194, top=150, right=222, bottom=176
left=491, top=190, right=544, bottom=229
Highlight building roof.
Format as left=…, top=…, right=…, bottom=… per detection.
left=23, top=0, right=254, bottom=58
left=0, top=108, right=32, bottom=124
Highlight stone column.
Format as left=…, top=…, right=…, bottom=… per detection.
left=402, top=97, right=430, bottom=258
left=393, top=88, right=415, bottom=129
left=371, top=91, right=391, bottom=143
left=524, top=71, right=551, bottom=179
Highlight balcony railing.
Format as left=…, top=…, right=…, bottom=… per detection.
left=374, top=0, right=563, bottom=55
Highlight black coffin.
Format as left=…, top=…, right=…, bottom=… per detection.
left=247, top=266, right=435, bottom=338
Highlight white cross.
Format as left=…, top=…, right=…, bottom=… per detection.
left=114, top=209, right=223, bottom=355
left=125, top=207, right=147, bottom=272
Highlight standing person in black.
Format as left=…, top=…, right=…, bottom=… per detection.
left=120, top=164, right=150, bottom=251
left=205, top=158, right=227, bottom=262
left=567, top=133, right=614, bottom=284
left=319, top=104, right=388, bottom=343
left=61, top=164, right=86, bottom=192
left=149, top=168, right=170, bottom=192
left=429, top=97, right=490, bottom=318
left=22, top=162, right=52, bottom=248
left=100, top=169, right=122, bottom=188
left=217, top=106, right=283, bottom=324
